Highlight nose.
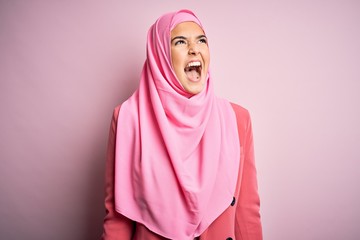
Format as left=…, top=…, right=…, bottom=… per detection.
left=188, top=43, right=199, bottom=55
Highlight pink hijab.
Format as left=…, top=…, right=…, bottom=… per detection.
left=114, top=9, right=240, bottom=239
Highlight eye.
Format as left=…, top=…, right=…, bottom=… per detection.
left=174, top=40, right=186, bottom=46
left=199, top=37, right=207, bottom=44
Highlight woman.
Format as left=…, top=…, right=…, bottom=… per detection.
left=102, top=9, right=262, bottom=240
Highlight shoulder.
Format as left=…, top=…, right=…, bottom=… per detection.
left=228, top=102, right=254, bottom=146
left=111, top=94, right=139, bottom=129
left=111, top=92, right=136, bottom=121
left=229, top=102, right=251, bottom=126
left=111, top=104, right=122, bottom=123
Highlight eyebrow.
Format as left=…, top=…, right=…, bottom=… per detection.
left=171, top=35, right=207, bottom=43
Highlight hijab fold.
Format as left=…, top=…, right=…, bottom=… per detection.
left=114, top=9, right=240, bottom=239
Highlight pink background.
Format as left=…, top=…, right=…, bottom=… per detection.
left=1, top=1, right=359, bottom=239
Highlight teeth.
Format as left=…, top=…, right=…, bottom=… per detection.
left=187, top=61, right=201, bottom=67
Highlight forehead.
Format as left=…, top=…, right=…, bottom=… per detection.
left=171, top=21, right=205, bottom=37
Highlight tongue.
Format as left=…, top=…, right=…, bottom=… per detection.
left=185, top=69, right=200, bottom=82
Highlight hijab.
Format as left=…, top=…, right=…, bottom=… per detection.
left=114, top=9, right=240, bottom=239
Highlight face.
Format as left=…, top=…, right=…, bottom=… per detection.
left=170, top=21, right=210, bottom=95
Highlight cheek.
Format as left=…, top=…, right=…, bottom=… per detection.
left=204, top=49, right=210, bottom=69
left=171, top=50, right=185, bottom=72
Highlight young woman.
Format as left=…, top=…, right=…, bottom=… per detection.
left=102, top=9, right=263, bottom=240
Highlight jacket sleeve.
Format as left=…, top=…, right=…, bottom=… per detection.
left=101, top=106, right=134, bottom=240
left=233, top=106, right=263, bottom=240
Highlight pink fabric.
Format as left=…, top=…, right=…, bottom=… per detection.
left=102, top=104, right=263, bottom=240
left=114, top=9, right=240, bottom=239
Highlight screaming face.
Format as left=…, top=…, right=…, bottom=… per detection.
left=170, top=21, right=210, bottom=96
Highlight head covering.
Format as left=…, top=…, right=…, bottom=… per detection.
left=114, top=9, right=240, bottom=239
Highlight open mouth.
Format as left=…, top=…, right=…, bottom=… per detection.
left=184, top=61, right=202, bottom=82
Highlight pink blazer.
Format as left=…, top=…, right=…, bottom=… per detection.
left=101, top=103, right=263, bottom=240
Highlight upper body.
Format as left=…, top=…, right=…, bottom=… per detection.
left=102, top=103, right=262, bottom=240
left=101, top=9, right=262, bottom=239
